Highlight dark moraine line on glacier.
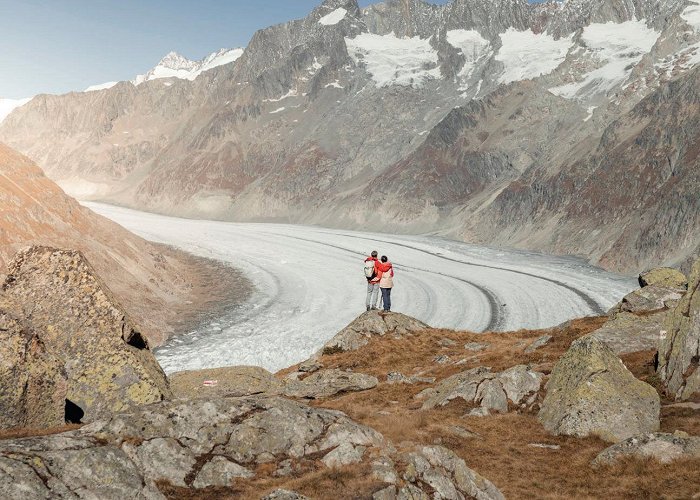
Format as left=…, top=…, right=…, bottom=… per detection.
left=327, top=232, right=606, bottom=316
left=259, top=231, right=506, bottom=331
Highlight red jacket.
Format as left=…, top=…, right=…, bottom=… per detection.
left=374, top=261, right=394, bottom=280
left=365, top=256, right=380, bottom=283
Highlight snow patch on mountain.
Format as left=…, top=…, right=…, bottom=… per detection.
left=446, top=29, right=491, bottom=86
left=345, top=33, right=441, bottom=88
left=496, top=29, right=573, bottom=84
left=682, top=0, right=700, bottom=30
left=133, top=48, right=244, bottom=85
left=319, top=7, right=347, bottom=25
left=0, top=97, right=31, bottom=124
left=85, top=82, right=119, bottom=92
left=549, top=20, right=660, bottom=100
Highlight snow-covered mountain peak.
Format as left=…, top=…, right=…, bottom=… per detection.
left=132, top=47, right=244, bottom=85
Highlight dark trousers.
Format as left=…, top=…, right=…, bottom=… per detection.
left=381, top=287, right=392, bottom=311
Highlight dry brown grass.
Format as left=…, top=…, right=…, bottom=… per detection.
left=301, top=317, right=700, bottom=499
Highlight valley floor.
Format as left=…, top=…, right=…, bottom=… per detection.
left=86, top=202, right=636, bottom=374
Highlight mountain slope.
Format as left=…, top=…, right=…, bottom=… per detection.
left=0, top=142, right=245, bottom=345
left=1, top=0, right=699, bottom=272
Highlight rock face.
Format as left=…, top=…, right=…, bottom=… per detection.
left=321, top=311, right=429, bottom=354
left=639, top=268, right=688, bottom=289
left=658, top=258, right=700, bottom=400
left=419, top=365, right=544, bottom=414
left=1, top=247, right=171, bottom=424
left=539, top=337, right=660, bottom=442
left=0, top=395, right=504, bottom=499
left=612, top=285, right=685, bottom=315
left=0, top=307, right=67, bottom=429
left=593, top=432, right=700, bottom=465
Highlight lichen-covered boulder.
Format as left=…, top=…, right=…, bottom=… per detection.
left=658, top=258, right=700, bottom=400
left=0, top=306, right=67, bottom=429
left=539, top=336, right=660, bottom=442
left=639, top=268, right=688, bottom=289
left=2, top=247, right=171, bottom=422
left=612, top=286, right=685, bottom=314
left=320, top=310, right=429, bottom=354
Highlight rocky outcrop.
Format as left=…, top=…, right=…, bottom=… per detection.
left=0, top=395, right=504, bottom=499
left=658, top=258, right=700, bottom=400
left=283, top=369, right=378, bottom=399
left=320, top=311, right=429, bottom=354
left=539, top=337, right=660, bottom=442
left=1, top=247, right=170, bottom=424
left=0, top=307, right=67, bottom=429
left=419, top=365, right=544, bottom=414
left=611, top=286, right=685, bottom=315
left=593, top=432, right=700, bottom=465
left=639, top=268, right=688, bottom=289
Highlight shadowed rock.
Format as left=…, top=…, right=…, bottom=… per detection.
left=658, top=258, right=700, bottom=400
left=539, top=336, right=660, bottom=442
left=1, top=246, right=171, bottom=423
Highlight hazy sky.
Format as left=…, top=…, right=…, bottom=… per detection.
left=0, top=0, right=543, bottom=99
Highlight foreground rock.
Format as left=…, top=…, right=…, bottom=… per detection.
left=658, top=258, right=700, bottom=400
left=1, top=247, right=170, bottom=425
left=0, top=396, right=504, bottom=499
left=594, top=433, right=700, bottom=465
left=0, top=308, right=67, bottom=429
left=320, top=311, right=429, bottom=354
left=539, top=337, right=660, bottom=442
left=419, top=365, right=544, bottom=414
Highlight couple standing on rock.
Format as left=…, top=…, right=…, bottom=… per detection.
left=364, top=250, right=394, bottom=313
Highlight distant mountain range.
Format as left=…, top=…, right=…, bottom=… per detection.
left=1, top=0, right=699, bottom=273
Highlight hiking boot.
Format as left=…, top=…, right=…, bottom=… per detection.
left=366, top=305, right=371, bottom=311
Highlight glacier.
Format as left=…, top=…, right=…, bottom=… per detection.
left=86, top=203, right=636, bottom=374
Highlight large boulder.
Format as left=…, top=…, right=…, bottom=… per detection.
left=538, top=336, right=660, bottom=442
left=1, top=247, right=171, bottom=423
left=320, top=310, right=429, bottom=354
left=0, top=306, right=67, bottom=429
left=639, top=268, right=688, bottom=289
left=658, top=258, right=700, bottom=400
left=611, top=286, right=685, bottom=315
left=419, top=365, right=544, bottom=414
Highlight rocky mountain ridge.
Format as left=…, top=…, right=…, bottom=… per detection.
left=1, top=0, right=699, bottom=272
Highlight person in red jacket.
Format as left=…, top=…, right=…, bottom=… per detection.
left=364, top=250, right=380, bottom=311
left=375, top=255, right=394, bottom=312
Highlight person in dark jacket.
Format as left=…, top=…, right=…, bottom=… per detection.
left=375, top=255, right=394, bottom=312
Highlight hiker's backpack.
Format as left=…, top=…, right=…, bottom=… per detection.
left=364, top=260, right=376, bottom=280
